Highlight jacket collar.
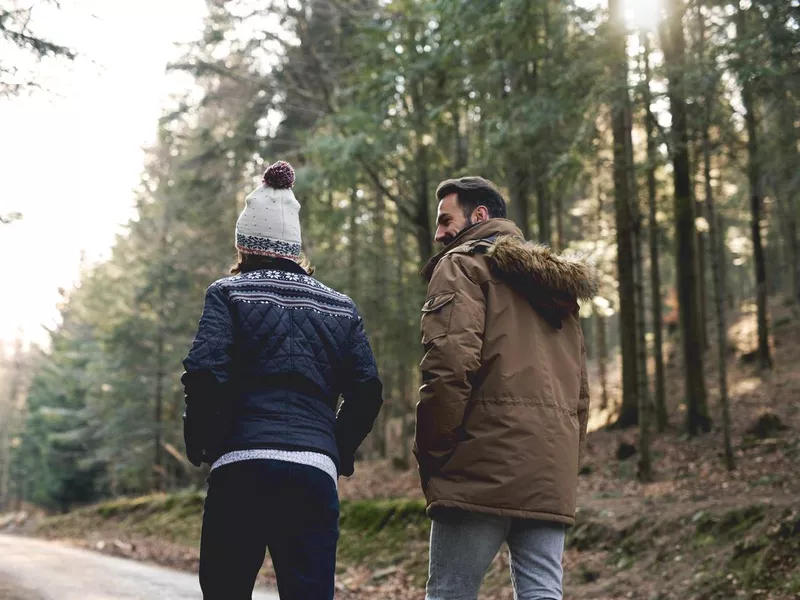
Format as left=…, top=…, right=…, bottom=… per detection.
left=421, top=219, right=523, bottom=282
left=240, top=257, right=308, bottom=276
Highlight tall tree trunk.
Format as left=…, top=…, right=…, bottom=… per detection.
left=609, top=0, right=639, bottom=429
left=621, top=35, right=652, bottom=477
left=536, top=176, right=552, bottom=246
left=712, top=206, right=735, bottom=471
left=696, top=198, right=709, bottom=350
left=454, top=108, right=468, bottom=171
left=691, top=144, right=710, bottom=351
left=0, top=341, right=23, bottom=510
left=395, top=228, right=412, bottom=463
left=554, top=187, right=565, bottom=252
left=398, top=363, right=410, bottom=465
left=661, top=0, right=711, bottom=435
left=509, top=163, right=531, bottom=239
left=153, top=329, right=165, bottom=491
left=596, top=311, right=609, bottom=411
left=736, top=1, right=772, bottom=371
left=642, top=33, right=668, bottom=432
left=594, top=176, right=610, bottom=413
left=409, top=71, right=434, bottom=266
left=706, top=154, right=735, bottom=472
left=773, top=92, right=800, bottom=309
left=765, top=0, right=800, bottom=306
left=790, top=216, right=800, bottom=307
left=690, top=4, right=712, bottom=349
left=699, top=5, right=734, bottom=470
left=152, top=191, right=172, bottom=491
left=348, top=183, right=370, bottom=455
left=372, top=187, right=388, bottom=458
left=415, top=145, right=433, bottom=264
left=349, top=183, right=360, bottom=298
left=626, top=59, right=652, bottom=482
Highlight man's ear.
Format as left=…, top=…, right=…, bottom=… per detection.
left=473, top=206, right=490, bottom=223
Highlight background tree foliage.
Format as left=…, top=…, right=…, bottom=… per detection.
left=0, top=0, right=74, bottom=97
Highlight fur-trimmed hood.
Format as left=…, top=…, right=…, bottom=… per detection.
left=487, top=235, right=598, bottom=328
left=487, top=235, right=598, bottom=300
left=422, top=219, right=598, bottom=328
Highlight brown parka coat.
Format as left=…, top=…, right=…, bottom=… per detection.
left=415, top=219, right=597, bottom=526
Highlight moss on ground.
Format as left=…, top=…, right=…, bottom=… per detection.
left=34, top=493, right=800, bottom=598
left=37, top=492, right=432, bottom=584
left=337, top=498, right=429, bottom=582
left=39, top=490, right=207, bottom=546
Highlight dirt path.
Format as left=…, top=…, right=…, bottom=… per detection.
left=0, top=534, right=278, bottom=600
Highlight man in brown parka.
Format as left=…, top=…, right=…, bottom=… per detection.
left=414, top=176, right=597, bottom=600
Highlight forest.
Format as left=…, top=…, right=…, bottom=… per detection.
left=0, top=3, right=798, bottom=589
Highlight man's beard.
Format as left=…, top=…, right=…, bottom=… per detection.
left=441, top=216, right=474, bottom=247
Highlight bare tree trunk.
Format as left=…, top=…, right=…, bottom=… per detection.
left=153, top=329, right=165, bottom=491
left=699, top=5, right=734, bottom=470
left=554, top=187, right=565, bottom=252
left=771, top=94, right=800, bottom=310
left=349, top=183, right=360, bottom=297
left=1, top=338, right=30, bottom=509
left=536, top=176, right=552, bottom=246
left=713, top=206, right=735, bottom=471
left=706, top=159, right=735, bottom=470
left=399, top=363, right=410, bottom=465
left=691, top=145, right=710, bottom=351
left=642, top=33, right=668, bottom=432
left=508, top=163, right=531, bottom=239
left=594, top=176, right=610, bottom=413
left=348, top=183, right=373, bottom=456
left=662, top=0, right=711, bottom=435
left=696, top=199, right=710, bottom=350
left=0, top=341, right=24, bottom=510
left=409, top=70, right=434, bottom=266
left=454, top=108, right=468, bottom=172
left=609, top=0, right=639, bottom=429
left=736, top=1, right=772, bottom=371
left=152, top=191, right=172, bottom=491
left=596, top=311, right=609, bottom=410
left=395, top=226, right=412, bottom=463
left=626, top=59, right=652, bottom=482
left=790, top=216, right=800, bottom=307
left=765, top=0, right=800, bottom=307
left=373, top=187, right=388, bottom=458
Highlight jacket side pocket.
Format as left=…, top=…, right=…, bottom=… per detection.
left=421, top=292, right=456, bottom=344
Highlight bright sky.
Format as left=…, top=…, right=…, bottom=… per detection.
left=0, top=0, right=208, bottom=348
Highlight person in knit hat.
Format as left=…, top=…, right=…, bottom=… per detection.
left=234, top=160, right=303, bottom=260
left=182, top=160, right=384, bottom=600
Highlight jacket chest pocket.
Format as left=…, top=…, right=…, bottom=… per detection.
left=421, top=292, right=456, bottom=344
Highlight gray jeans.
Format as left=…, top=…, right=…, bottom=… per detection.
left=426, top=510, right=565, bottom=600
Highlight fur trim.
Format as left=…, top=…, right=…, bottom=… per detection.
left=486, top=236, right=598, bottom=300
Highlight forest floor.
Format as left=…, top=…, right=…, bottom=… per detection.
left=3, top=301, right=799, bottom=599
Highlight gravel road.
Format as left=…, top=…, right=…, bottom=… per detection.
left=0, top=534, right=278, bottom=599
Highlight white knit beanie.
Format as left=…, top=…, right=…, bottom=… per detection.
left=235, top=161, right=302, bottom=260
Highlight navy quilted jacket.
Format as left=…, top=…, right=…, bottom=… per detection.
left=181, top=259, right=383, bottom=476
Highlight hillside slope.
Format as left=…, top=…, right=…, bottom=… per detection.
left=12, top=306, right=800, bottom=599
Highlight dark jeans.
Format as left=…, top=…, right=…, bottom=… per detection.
left=200, top=459, right=339, bottom=600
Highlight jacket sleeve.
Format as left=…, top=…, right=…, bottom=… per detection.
left=335, top=314, right=383, bottom=477
left=181, top=283, right=235, bottom=467
left=183, top=283, right=234, bottom=382
left=414, top=256, right=485, bottom=483
left=577, top=330, right=590, bottom=465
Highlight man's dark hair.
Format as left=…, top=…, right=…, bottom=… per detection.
left=436, top=176, right=507, bottom=219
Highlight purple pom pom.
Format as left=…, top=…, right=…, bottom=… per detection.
left=263, top=161, right=295, bottom=189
